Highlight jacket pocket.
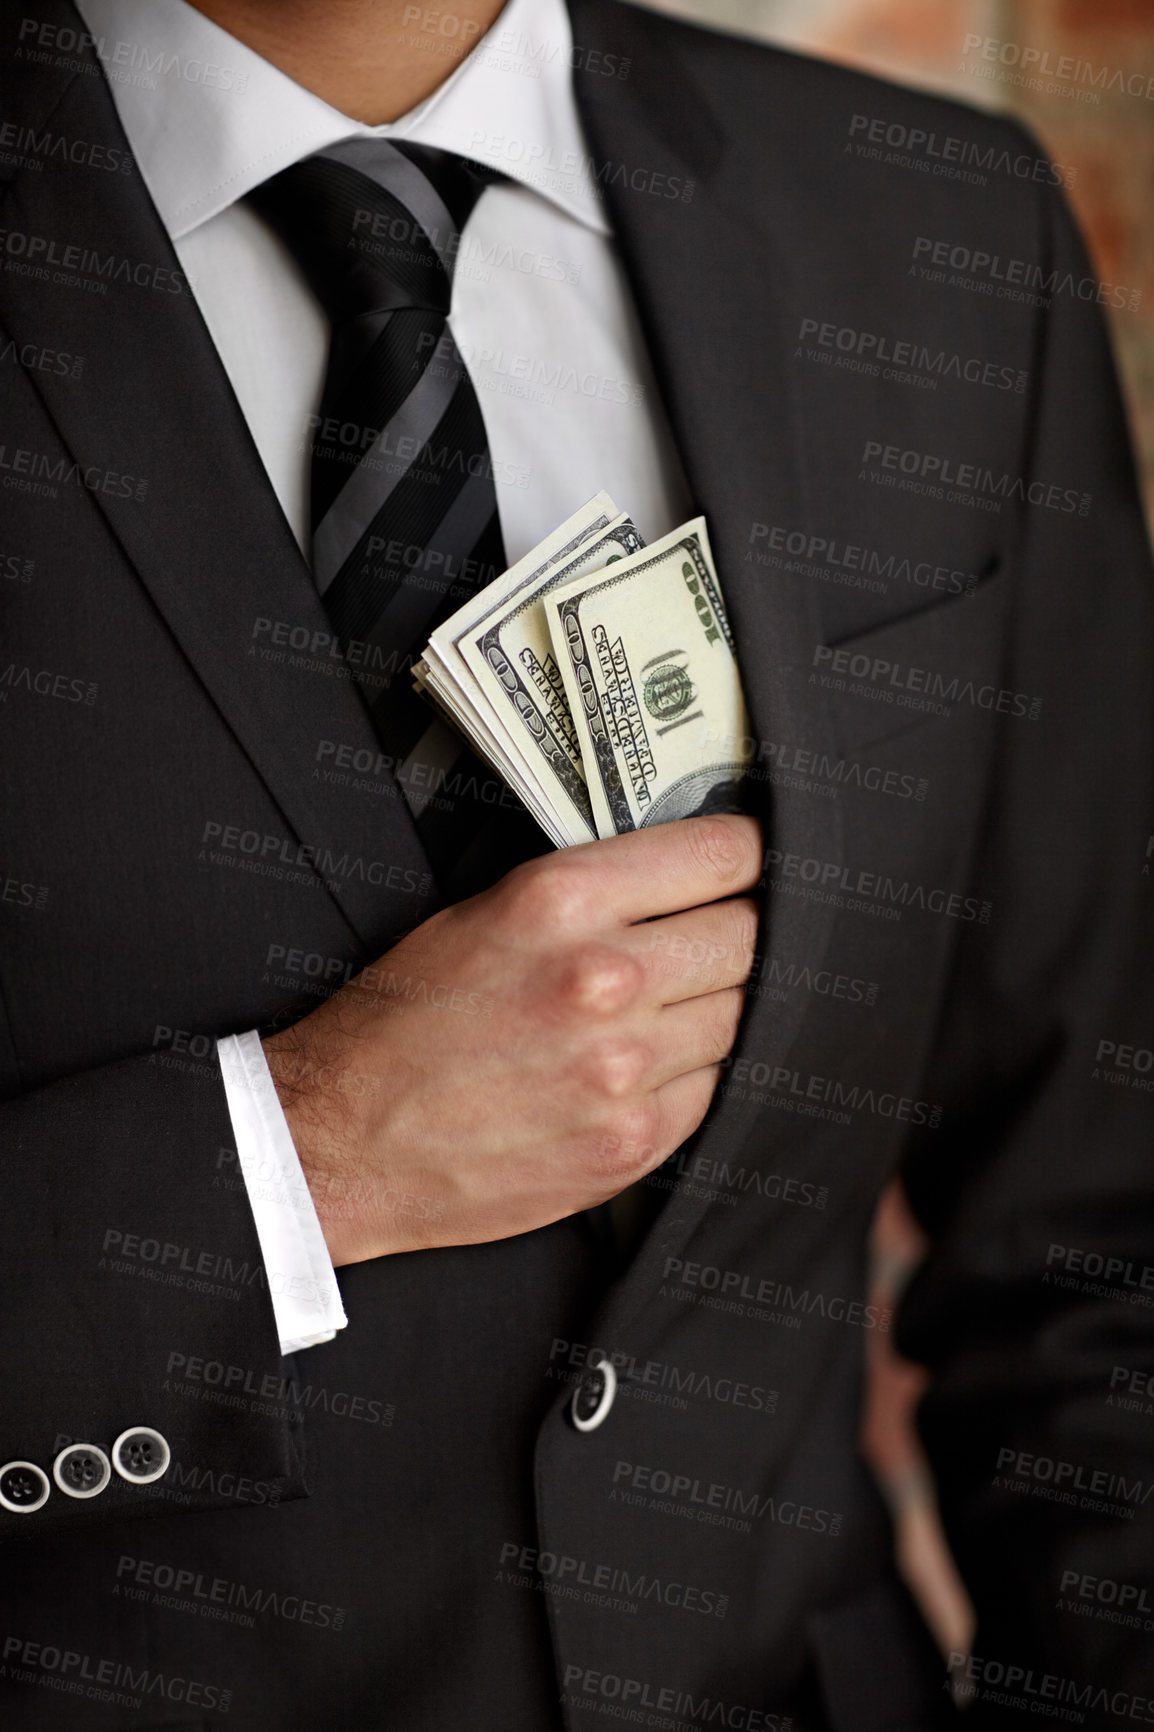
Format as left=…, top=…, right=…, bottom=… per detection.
left=817, top=566, right=1013, bottom=752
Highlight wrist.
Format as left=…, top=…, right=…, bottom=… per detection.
left=262, top=1026, right=371, bottom=1264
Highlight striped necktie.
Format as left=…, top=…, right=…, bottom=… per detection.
left=249, top=139, right=539, bottom=893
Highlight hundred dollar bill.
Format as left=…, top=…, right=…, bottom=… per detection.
left=418, top=492, right=618, bottom=711
left=418, top=493, right=640, bottom=846
left=542, top=518, right=752, bottom=837
left=456, top=512, right=644, bottom=845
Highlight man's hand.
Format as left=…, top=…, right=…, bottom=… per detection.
left=263, top=814, right=762, bottom=1264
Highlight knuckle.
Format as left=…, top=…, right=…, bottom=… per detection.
left=583, top=1036, right=648, bottom=1101
left=731, top=900, right=759, bottom=973
left=588, top=1097, right=664, bottom=1184
left=685, top=815, right=748, bottom=886
left=506, top=857, right=590, bottom=933
left=560, top=946, right=644, bottom=1016
left=619, top=1096, right=666, bottom=1167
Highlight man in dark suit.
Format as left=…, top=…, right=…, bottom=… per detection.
left=1, top=0, right=1151, bottom=1727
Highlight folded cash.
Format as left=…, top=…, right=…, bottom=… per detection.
left=414, top=495, right=752, bottom=845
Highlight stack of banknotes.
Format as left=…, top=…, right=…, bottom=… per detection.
left=414, top=493, right=753, bottom=846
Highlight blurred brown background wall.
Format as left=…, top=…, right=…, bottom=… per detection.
left=642, top=0, right=1154, bottom=532
left=632, top=0, right=1154, bottom=1657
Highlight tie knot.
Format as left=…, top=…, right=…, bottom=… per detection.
left=249, top=139, right=500, bottom=323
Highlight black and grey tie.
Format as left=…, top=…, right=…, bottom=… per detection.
left=250, top=139, right=534, bottom=891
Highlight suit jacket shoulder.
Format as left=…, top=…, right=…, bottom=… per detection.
left=568, top=0, right=1059, bottom=267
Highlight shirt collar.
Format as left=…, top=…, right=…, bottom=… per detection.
left=73, top=0, right=611, bottom=239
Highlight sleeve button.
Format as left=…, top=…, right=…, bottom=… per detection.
left=111, top=1427, right=171, bottom=1485
left=53, top=1443, right=112, bottom=1499
left=0, top=1461, right=51, bottom=1513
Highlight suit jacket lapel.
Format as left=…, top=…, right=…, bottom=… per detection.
left=0, top=28, right=434, bottom=950
left=568, top=0, right=845, bottom=1326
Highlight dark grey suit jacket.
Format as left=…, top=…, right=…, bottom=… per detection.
left=1, top=1, right=1151, bottom=1728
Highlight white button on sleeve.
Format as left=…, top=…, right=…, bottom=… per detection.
left=218, top=1030, right=348, bottom=1355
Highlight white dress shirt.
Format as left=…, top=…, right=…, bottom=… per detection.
left=76, top=0, right=690, bottom=1353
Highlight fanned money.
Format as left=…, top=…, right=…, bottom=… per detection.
left=414, top=498, right=751, bottom=845
left=543, top=518, right=752, bottom=838
left=415, top=494, right=636, bottom=846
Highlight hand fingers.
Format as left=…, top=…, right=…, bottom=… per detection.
left=647, top=1061, right=729, bottom=1161
left=644, top=987, right=747, bottom=1090
left=580, top=1060, right=727, bottom=1200
left=628, top=896, right=759, bottom=1004
left=571, top=814, right=763, bottom=924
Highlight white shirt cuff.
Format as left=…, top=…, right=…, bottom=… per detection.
left=218, top=1030, right=348, bottom=1355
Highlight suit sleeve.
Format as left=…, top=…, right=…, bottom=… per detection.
left=0, top=1041, right=313, bottom=1539
left=895, top=155, right=1154, bottom=1720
